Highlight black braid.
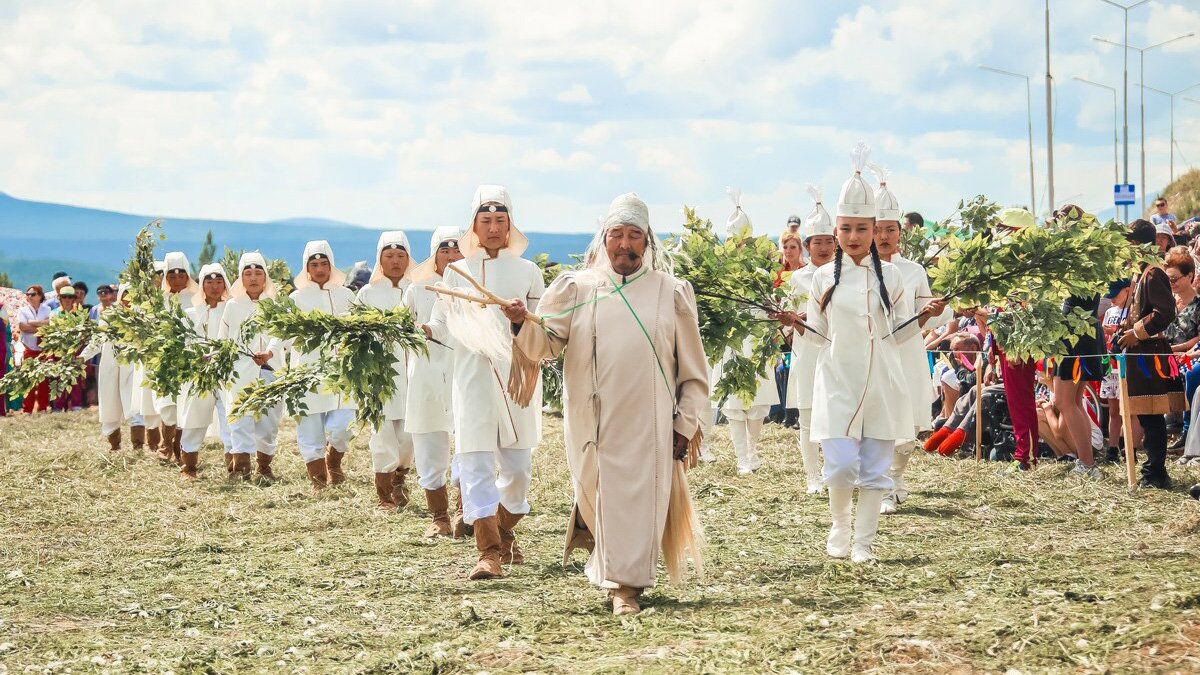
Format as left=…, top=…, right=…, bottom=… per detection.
left=869, top=242, right=893, bottom=313
left=819, top=247, right=844, bottom=311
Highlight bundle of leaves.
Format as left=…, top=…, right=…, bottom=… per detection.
left=0, top=354, right=86, bottom=401
left=230, top=363, right=323, bottom=423
left=238, top=297, right=429, bottom=428
left=986, top=301, right=1098, bottom=363
left=140, top=299, right=248, bottom=399
left=666, top=206, right=788, bottom=406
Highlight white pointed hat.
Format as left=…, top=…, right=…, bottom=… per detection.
left=160, top=251, right=200, bottom=296
left=802, top=185, right=834, bottom=239
left=460, top=185, right=529, bottom=258
left=869, top=163, right=901, bottom=222
left=725, top=187, right=752, bottom=237
left=369, top=230, right=415, bottom=285
left=295, top=240, right=345, bottom=290
left=836, top=142, right=876, bottom=218
left=230, top=251, right=277, bottom=300
left=410, top=226, right=463, bottom=283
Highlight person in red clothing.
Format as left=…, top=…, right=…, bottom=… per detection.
left=15, top=285, right=53, bottom=413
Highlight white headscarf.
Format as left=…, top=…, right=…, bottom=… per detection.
left=193, top=262, right=231, bottom=308
left=836, top=142, right=876, bottom=219
left=802, top=184, right=834, bottom=240
left=294, top=240, right=346, bottom=290
left=460, top=184, right=529, bottom=258
left=869, top=163, right=901, bottom=222
left=583, top=192, right=671, bottom=272
left=230, top=251, right=277, bottom=300
left=369, top=230, right=414, bottom=285
left=409, top=226, right=462, bottom=283
left=160, top=251, right=200, bottom=296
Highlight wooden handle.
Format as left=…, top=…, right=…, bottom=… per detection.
left=424, top=284, right=542, bottom=325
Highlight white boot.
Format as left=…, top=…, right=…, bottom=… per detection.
left=798, top=413, right=823, bottom=494
left=852, top=489, right=887, bottom=562
left=881, top=444, right=914, bottom=514
left=746, top=417, right=764, bottom=472
left=826, top=485, right=853, bottom=558
left=730, top=419, right=756, bottom=474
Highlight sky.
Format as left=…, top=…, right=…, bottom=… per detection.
left=1, top=0, right=1199, bottom=234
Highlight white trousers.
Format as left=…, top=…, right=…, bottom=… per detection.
left=414, top=431, right=452, bottom=491
left=457, top=448, right=532, bottom=524
left=158, top=404, right=177, bottom=427
left=230, top=409, right=282, bottom=456
left=101, top=412, right=141, bottom=436
left=180, top=398, right=233, bottom=453
left=296, top=409, right=355, bottom=463
left=890, top=440, right=918, bottom=499
left=142, top=413, right=160, bottom=429
left=369, top=419, right=414, bottom=473
left=797, top=408, right=823, bottom=489
left=822, top=437, right=895, bottom=491
left=723, top=404, right=770, bottom=471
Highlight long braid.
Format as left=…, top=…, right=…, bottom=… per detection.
left=869, top=242, right=892, bottom=313
left=819, top=247, right=844, bottom=311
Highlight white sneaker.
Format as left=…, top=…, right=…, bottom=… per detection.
left=851, top=545, right=876, bottom=563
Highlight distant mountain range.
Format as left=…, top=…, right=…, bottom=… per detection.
left=0, top=191, right=594, bottom=294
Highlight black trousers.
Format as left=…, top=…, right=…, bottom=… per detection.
left=1137, top=414, right=1168, bottom=475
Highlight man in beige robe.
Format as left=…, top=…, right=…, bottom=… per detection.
left=505, top=193, right=708, bottom=615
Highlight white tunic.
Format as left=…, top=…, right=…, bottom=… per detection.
left=178, top=300, right=227, bottom=430
left=428, top=252, right=545, bottom=453
left=152, top=289, right=198, bottom=416
left=786, top=264, right=823, bottom=410
left=890, top=255, right=953, bottom=432
left=403, top=281, right=454, bottom=434
left=270, top=284, right=358, bottom=416
left=802, top=257, right=916, bottom=442
left=80, top=308, right=135, bottom=428
left=218, top=296, right=284, bottom=411
left=356, top=279, right=412, bottom=422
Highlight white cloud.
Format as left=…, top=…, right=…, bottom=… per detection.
left=556, top=84, right=593, bottom=104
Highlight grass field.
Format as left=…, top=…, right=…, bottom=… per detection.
left=2, top=410, right=1200, bottom=673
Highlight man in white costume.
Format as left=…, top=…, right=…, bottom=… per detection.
left=357, top=231, right=417, bottom=510
left=219, top=252, right=284, bottom=479
left=869, top=164, right=952, bottom=514
left=407, top=226, right=463, bottom=538
left=177, top=263, right=232, bottom=479
left=130, top=261, right=166, bottom=454
left=509, top=192, right=709, bottom=615
left=154, top=252, right=200, bottom=465
left=270, top=241, right=358, bottom=490
left=81, top=285, right=140, bottom=451
left=426, top=185, right=545, bottom=580
left=787, top=186, right=838, bottom=494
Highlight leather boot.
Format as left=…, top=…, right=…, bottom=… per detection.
left=392, top=468, right=410, bottom=508
left=255, top=452, right=275, bottom=479
left=224, top=453, right=235, bottom=475
left=852, top=489, right=887, bottom=563
left=468, top=515, right=503, bottom=580
left=231, top=453, right=252, bottom=480
left=374, top=472, right=397, bottom=509
left=325, top=445, right=346, bottom=485
left=306, top=458, right=329, bottom=491
left=610, top=586, right=642, bottom=616
left=147, top=426, right=161, bottom=454
left=423, top=486, right=451, bottom=538
left=180, top=451, right=199, bottom=479
left=826, top=485, right=853, bottom=558
left=156, top=425, right=176, bottom=463
left=497, top=505, right=525, bottom=564
left=167, top=425, right=182, bottom=465
left=451, top=490, right=473, bottom=539
left=130, top=425, right=145, bottom=450
left=106, top=430, right=122, bottom=452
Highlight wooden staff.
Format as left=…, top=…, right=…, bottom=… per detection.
left=1117, top=355, right=1137, bottom=489
left=444, top=263, right=544, bottom=325
left=975, top=351, right=984, bottom=461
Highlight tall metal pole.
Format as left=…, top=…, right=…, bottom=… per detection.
left=1139, top=52, right=1145, bottom=211
left=1074, top=76, right=1121, bottom=187
left=1044, top=0, right=1055, bottom=212
left=1122, top=10, right=1130, bottom=221
left=980, top=65, right=1037, bottom=213
left=1137, top=82, right=1200, bottom=185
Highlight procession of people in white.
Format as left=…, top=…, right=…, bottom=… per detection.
left=73, top=146, right=963, bottom=614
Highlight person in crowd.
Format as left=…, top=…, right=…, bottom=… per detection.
left=768, top=230, right=806, bottom=426
left=1163, top=248, right=1200, bottom=450
left=219, top=252, right=284, bottom=479
left=785, top=215, right=803, bottom=236
left=924, top=334, right=982, bottom=454
left=1055, top=274, right=1104, bottom=478
left=44, top=273, right=70, bottom=310
left=1151, top=198, right=1178, bottom=236
left=177, top=264, right=233, bottom=479
left=49, top=286, right=87, bottom=412
left=16, top=285, right=52, bottom=413
left=1116, top=219, right=1186, bottom=490
left=426, top=184, right=545, bottom=581
left=1100, top=280, right=1140, bottom=463
left=80, top=285, right=143, bottom=451
left=786, top=185, right=838, bottom=494
left=270, top=241, right=358, bottom=490
left=510, top=192, right=708, bottom=615
left=154, top=252, right=200, bottom=464
left=903, top=212, right=923, bottom=231
left=72, top=281, right=91, bottom=313
left=357, top=231, right=417, bottom=509
left=407, top=226, right=464, bottom=538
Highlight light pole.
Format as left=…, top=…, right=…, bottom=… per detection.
left=979, top=65, right=1037, bottom=214
left=1093, top=32, right=1196, bottom=211
left=1091, top=0, right=1149, bottom=222
left=1044, top=0, right=1055, bottom=213
left=1136, top=82, right=1200, bottom=183
left=1073, top=76, right=1119, bottom=186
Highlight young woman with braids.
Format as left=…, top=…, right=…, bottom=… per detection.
left=777, top=143, right=944, bottom=562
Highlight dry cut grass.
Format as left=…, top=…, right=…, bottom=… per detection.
left=2, top=411, right=1200, bottom=673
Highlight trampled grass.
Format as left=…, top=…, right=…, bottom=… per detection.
left=2, top=411, right=1200, bottom=673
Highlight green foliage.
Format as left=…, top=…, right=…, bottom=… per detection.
left=231, top=363, right=323, bottom=421
left=0, top=270, right=13, bottom=288
left=240, top=297, right=429, bottom=428
left=141, top=299, right=247, bottom=399
left=987, top=301, right=1097, bottom=363
left=0, top=354, right=86, bottom=401
left=666, top=206, right=787, bottom=406
left=192, top=230, right=217, bottom=277
left=36, top=309, right=95, bottom=359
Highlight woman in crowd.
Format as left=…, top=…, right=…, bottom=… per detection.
left=770, top=230, right=807, bottom=426
left=1163, top=248, right=1200, bottom=450
left=15, top=285, right=52, bottom=413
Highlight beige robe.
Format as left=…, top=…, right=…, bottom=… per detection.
left=513, top=265, right=708, bottom=588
